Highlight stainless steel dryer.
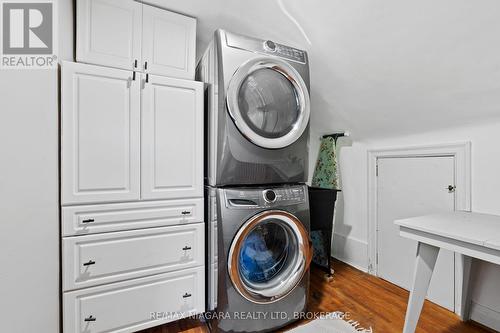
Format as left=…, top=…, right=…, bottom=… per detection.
left=209, top=184, right=312, bottom=333
left=196, top=30, right=310, bottom=186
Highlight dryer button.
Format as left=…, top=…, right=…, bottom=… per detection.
left=264, top=40, right=277, bottom=52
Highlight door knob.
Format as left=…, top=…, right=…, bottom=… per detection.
left=447, top=185, right=456, bottom=193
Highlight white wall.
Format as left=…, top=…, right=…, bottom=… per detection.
left=0, top=66, right=60, bottom=333
left=320, top=120, right=500, bottom=329
left=0, top=1, right=73, bottom=331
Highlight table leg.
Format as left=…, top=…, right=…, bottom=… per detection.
left=402, top=242, right=440, bottom=333
left=460, top=255, right=473, bottom=320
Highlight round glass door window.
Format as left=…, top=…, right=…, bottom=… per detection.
left=228, top=210, right=312, bottom=304
left=226, top=58, right=310, bottom=149
left=239, top=222, right=290, bottom=284
left=238, top=68, right=300, bottom=139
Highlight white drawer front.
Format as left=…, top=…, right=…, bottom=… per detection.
left=62, top=199, right=203, bottom=236
left=64, top=266, right=204, bottom=333
left=63, top=223, right=204, bottom=291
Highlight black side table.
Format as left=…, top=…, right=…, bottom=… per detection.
left=308, top=186, right=339, bottom=275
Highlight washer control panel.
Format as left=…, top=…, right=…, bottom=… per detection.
left=224, top=185, right=306, bottom=208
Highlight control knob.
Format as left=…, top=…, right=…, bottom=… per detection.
left=264, top=40, right=277, bottom=52
left=263, top=189, right=277, bottom=203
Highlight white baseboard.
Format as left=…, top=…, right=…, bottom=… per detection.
left=331, top=233, right=368, bottom=272
left=469, top=302, right=500, bottom=331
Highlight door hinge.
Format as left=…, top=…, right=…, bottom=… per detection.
left=376, top=162, right=379, bottom=177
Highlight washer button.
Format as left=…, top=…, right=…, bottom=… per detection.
left=264, top=190, right=277, bottom=203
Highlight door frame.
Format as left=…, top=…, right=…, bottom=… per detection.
left=367, top=142, right=471, bottom=315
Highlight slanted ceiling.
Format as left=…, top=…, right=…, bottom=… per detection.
left=148, top=0, right=500, bottom=140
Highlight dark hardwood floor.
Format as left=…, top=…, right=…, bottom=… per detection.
left=139, top=259, right=493, bottom=333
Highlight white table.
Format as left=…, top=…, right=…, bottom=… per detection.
left=395, top=211, right=500, bottom=333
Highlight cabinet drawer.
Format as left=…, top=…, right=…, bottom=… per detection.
left=62, top=198, right=203, bottom=236
left=63, top=223, right=204, bottom=291
left=63, top=266, right=204, bottom=333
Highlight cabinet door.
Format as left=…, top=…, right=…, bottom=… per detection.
left=63, top=223, right=204, bottom=290
left=61, top=62, right=140, bottom=205
left=77, top=0, right=142, bottom=71
left=142, top=4, right=196, bottom=79
left=63, top=266, right=204, bottom=333
left=141, top=75, right=203, bottom=200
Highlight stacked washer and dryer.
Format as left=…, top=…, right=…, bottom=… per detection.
left=196, top=30, right=312, bottom=333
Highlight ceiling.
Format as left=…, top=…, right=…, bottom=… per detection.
left=148, top=0, right=500, bottom=140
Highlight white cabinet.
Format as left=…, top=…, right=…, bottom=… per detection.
left=76, top=0, right=142, bottom=71
left=76, top=0, right=196, bottom=80
left=142, top=5, right=196, bottom=79
left=66, top=3, right=203, bottom=329
left=61, top=62, right=141, bottom=205
left=63, top=266, right=205, bottom=333
left=141, top=75, right=203, bottom=200
left=61, top=62, right=203, bottom=205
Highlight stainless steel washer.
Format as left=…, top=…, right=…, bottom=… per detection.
left=196, top=30, right=310, bottom=186
left=209, top=184, right=312, bottom=333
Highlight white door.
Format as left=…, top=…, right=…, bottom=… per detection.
left=61, top=62, right=140, bottom=205
left=141, top=74, right=203, bottom=200
left=77, top=0, right=142, bottom=71
left=377, top=156, right=455, bottom=311
left=141, top=4, right=196, bottom=79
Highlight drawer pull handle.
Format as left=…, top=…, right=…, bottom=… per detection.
left=181, top=211, right=191, bottom=215
left=182, top=246, right=192, bottom=251
left=182, top=293, right=192, bottom=298
left=82, top=218, right=94, bottom=223
left=83, top=260, right=96, bottom=267
left=84, top=315, right=96, bottom=322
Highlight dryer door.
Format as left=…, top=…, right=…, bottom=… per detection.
left=228, top=210, right=312, bottom=304
left=226, top=58, right=310, bottom=149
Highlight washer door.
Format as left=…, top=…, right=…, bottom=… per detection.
left=228, top=210, right=312, bottom=304
left=226, top=58, right=310, bottom=149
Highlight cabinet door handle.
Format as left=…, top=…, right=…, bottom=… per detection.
left=182, top=293, right=192, bottom=298
left=82, top=218, right=94, bottom=223
left=132, top=71, right=136, bottom=81
left=134, top=59, right=138, bottom=68
left=83, top=260, right=96, bottom=267
left=145, top=73, right=149, bottom=83
left=182, top=246, right=192, bottom=251
left=84, top=315, right=96, bottom=322
left=144, top=61, right=148, bottom=70
left=181, top=211, right=191, bottom=215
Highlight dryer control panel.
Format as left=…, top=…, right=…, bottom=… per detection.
left=225, top=31, right=307, bottom=64
left=224, top=185, right=307, bottom=209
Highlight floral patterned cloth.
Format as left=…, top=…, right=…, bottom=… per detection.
left=312, top=136, right=340, bottom=190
